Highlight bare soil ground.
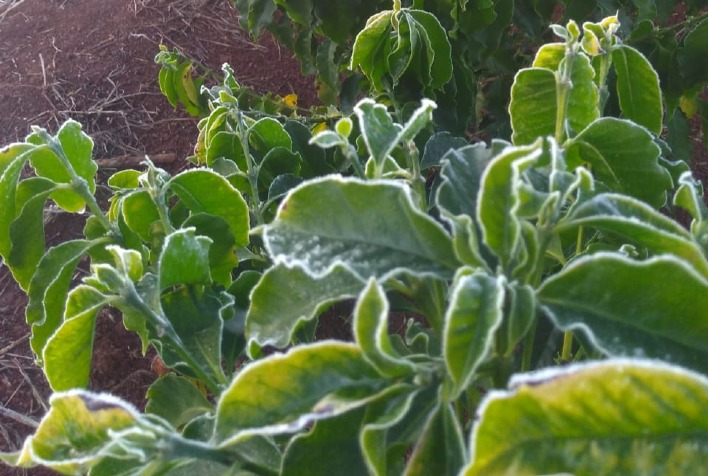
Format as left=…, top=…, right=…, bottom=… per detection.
left=0, top=1, right=706, bottom=475
left=0, top=1, right=316, bottom=474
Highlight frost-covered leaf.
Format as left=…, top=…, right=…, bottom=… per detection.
left=558, top=193, right=708, bottom=278
left=464, top=360, right=708, bottom=475
left=568, top=118, right=671, bottom=207
left=354, top=279, right=417, bottom=377
left=246, top=264, right=364, bottom=354
left=443, top=271, right=505, bottom=399
left=539, top=253, right=708, bottom=373
left=477, top=141, right=543, bottom=268
left=158, top=228, right=213, bottom=290
left=265, top=176, right=458, bottom=280
left=215, top=342, right=388, bottom=445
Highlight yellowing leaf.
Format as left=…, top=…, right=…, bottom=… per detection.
left=312, top=122, right=328, bottom=134
left=680, top=94, right=698, bottom=119
left=283, top=94, right=298, bottom=107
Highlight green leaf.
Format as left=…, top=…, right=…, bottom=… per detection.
left=249, top=117, right=293, bottom=154
left=43, top=285, right=107, bottom=391
left=510, top=68, right=557, bottom=145
left=158, top=228, right=213, bottom=290
left=443, top=271, right=505, bottom=399
left=568, top=117, right=671, bottom=207
left=354, top=98, right=436, bottom=172
left=405, top=397, right=466, bottom=476
left=402, top=10, right=453, bottom=89
left=121, top=190, right=162, bottom=242
left=6, top=177, right=56, bottom=289
left=27, top=121, right=97, bottom=213
left=246, top=264, right=364, bottom=353
left=354, top=279, right=417, bottom=377
left=350, top=11, right=395, bottom=91
left=265, top=177, right=458, bottom=280
left=477, top=141, right=543, bottom=268
left=160, top=287, right=230, bottom=385
left=214, top=342, right=387, bottom=445
left=26, top=239, right=99, bottom=360
left=565, top=53, right=600, bottom=135
left=676, top=18, right=708, bottom=88
left=464, top=360, right=708, bottom=475
left=0, top=142, right=35, bottom=260
left=233, top=0, right=277, bottom=36
left=538, top=253, right=708, bottom=373
left=611, top=45, right=663, bottom=135
left=146, top=375, right=213, bottom=428
left=168, top=169, right=250, bottom=247
left=436, top=143, right=493, bottom=218
left=360, top=385, right=423, bottom=476
left=282, top=407, right=370, bottom=476
left=183, top=213, right=238, bottom=287
left=557, top=193, right=708, bottom=278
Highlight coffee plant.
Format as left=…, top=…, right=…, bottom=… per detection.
left=1, top=3, right=707, bottom=475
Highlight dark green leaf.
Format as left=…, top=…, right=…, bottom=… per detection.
left=158, top=228, right=213, bottom=290
left=146, top=375, right=213, bottom=428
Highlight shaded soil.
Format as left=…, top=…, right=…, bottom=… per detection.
left=0, top=1, right=316, bottom=474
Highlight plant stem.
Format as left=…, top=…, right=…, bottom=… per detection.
left=235, top=112, right=265, bottom=226
left=554, top=40, right=577, bottom=144
left=123, top=287, right=225, bottom=394
left=35, top=131, right=116, bottom=234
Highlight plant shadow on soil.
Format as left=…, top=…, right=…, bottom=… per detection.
left=0, top=1, right=706, bottom=475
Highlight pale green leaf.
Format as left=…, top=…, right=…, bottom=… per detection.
left=557, top=193, right=708, bottom=278
left=538, top=253, right=708, bottom=373
left=354, top=279, right=417, bottom=377
left=265, top=177, right=458, bottom=280
left=612, top=44, right=663, bottom=135
left=11, top=390, right=144, bottom=474
left=121, top=190, right=162, bottom=242
left=510, top=68, right=556, bottom=145
left=43, top=285, right=107, bottom=391
left=0, top=143, right=35, bottom=259
left=354, top=99, right=435, bottom=170
left=443, top=271, right=505, bottom=399
left=158, top=228, right=213, bottom=290
left=569, top=117, right=671, bottom=207
left=27, top=121, right=97, bottom=213
left=168, top=169, right=250, bottom=247
left=145, top=375, right=213, bottom=428
left=246, top=264, right=364, bottom=353
left=350, top=11, right=394, bottom=91
left=435, top=143, right=492, bottom=218
left=477, top=141, right=543, bottom=268
left=565, top=53, right=600, bottom=135
left=6, top=178, right=56, bottom=289
left=27, top=240, right=99, bottom=360
left=464, top=360, right=708, bottom=475
left=215, top=342, right=387, bottom=445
